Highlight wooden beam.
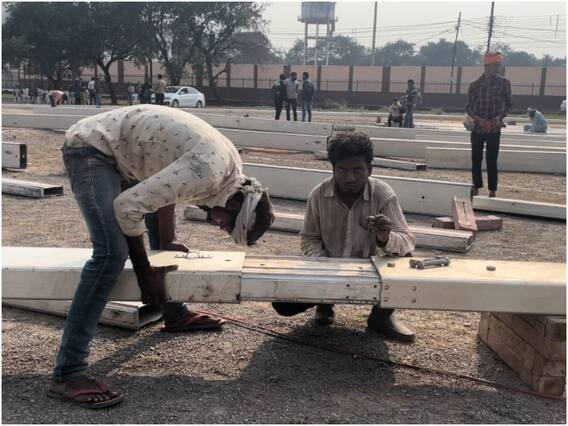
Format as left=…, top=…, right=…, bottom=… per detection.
left=243, top=163, right=473, bottom=217
left=183, top=206, right=474, bottom=253
left=313, top=151, right=427, bottom=171
left=452, top=197, right=478, bottom=234
left=434, top=215, right=503, bottom=231
left=3, top=247, right=565, bottom=315
left=374, top=256, right=565, bottom=315
left=2, top=178, right=63, bottom=198
left=3, top=300, right=162, bottom=330
left=2, top=142, right=27, bottom=169
left=219, top=128, right=328, bottom=152
left=473, top=196, right=566, bottom=220
left=426, top=147, right=566, bottom=174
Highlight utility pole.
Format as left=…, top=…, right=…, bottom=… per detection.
left=486, top=1, right=495, bottom=54
left=370, top=1, right=378, bottom=66
left=449, top=12, right=462, bottom=95
left=304, top=23, right=308, bottom=65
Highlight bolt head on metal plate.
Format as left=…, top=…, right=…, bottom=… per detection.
left=486, top=265, right=496, bottom=271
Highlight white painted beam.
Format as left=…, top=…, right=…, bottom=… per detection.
left=374, top=256, right=566, bottom=315
left=3, top=300, right=162, bottom=330
left=2, top=142, right=27, bottom=169
left=417, top=128, right=566, bottom=144
left=426, top=147, right=566, bottom=174
left=2, top=113, right=82, bottom=130
left=2, top=247, right=565, bottom=315
left=334, top=124, right=416, bottom=140
left=473, top=196, right=566, bottom=220
left=219, top=128, right=328, bottom=152
left=313, top=150, right=427, bottom=171
left=243, top=163, right=473, bottom=217
left=2, top=178, right=63, bottom=198
left=184, top=206, right=473, bottom=253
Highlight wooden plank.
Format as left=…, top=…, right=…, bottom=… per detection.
left=2, top=178, right=63, bottom=198
left=426, top=147, right=566, bottom=174
left=243, top=163, right=473, bottom=217
left=2, top=247, right=245, bottom=303
left=2, top=113, right=82, bottom=130
left=473, top=196, right=566, bottom=220
left=184, top=206, right=474, bottom=253
left=432, top=217, right=455, bottom=229
left=219, top=128, right=328, bottom=152
left=475, top=215, right=503, bottom=231
left=452, top=197, right=478, bottom=234
left=375, top=256, right=566, bottom=315
left=544, top=317, right=566, bottom=342
left=2, top=300, right=162, bottom=330
left=313, top=150, right=427, bottom=171
left=371, top=138, right=565, bottom=160
left=2, top=142, right=27, bottom=169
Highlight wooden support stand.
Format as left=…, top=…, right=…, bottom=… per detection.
left=478, top=312, right=566, bottom=398
left=452, top=197, right=478, bottom=234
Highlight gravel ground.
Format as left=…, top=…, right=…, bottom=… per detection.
left=2, top=127, right=566, bottom=423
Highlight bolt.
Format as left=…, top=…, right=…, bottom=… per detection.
left=412, top=286, right=417, bottom=291
left=411, top=298, right=416, bottom=303
left=486, top=265, right=496, bottom=271
left=387, top=262, right=396, bottom=267
left=383, top=297, right=389, bottom=302
left=384, top=285, right=390, bottom=290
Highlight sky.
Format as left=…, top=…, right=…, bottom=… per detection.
left=262, top=1, right=567, bottom=58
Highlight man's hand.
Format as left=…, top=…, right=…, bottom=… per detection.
left=160, top=241, right=190, bottom=252
left=135, top=264, right=179, bottom=306
left=365, top=214, right=393, bottom=244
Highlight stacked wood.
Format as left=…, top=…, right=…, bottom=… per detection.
left=478, top=312, right=566, bottom=398
left=433, top=215, right=503, bottom=231
left=452, top=197, right=478, bottom=234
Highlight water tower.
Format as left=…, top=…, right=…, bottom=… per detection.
left=298, top=2, right=337, bottom=66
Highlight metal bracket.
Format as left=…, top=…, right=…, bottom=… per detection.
left=174, top=251, right=212, bottom=260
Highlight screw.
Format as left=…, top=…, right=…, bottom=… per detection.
left=384, top=285, right=390, bottom=290
left=387, top=262, right=396, bottom=267
left=411, top=298, right=416, bottom=303
left=486, top=265, right=496, bottom=271
left=412, top=286, right=417, bottom=291
left=383, top=297, right=389, bottom=302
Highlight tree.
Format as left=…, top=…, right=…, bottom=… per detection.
left=417, top=39, right=482, bottom=66
left=373, top=40, right=417, bottom=66
left=232, top=32, right=282, bottom=64
left=285, top=35, right=368, bottom=65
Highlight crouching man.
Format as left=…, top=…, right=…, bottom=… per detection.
left=272, top=132, right=416, bottom=342
left=49, top=104, right=274, bottom=408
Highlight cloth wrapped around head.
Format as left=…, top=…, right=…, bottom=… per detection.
left=484, top=52, right=503, bottom=65
left=231, top=177, right=275, bottom=246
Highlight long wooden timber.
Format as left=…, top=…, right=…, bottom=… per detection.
left=3, top=113, right=81, bottom=130
left=183, top=206, right=474, bottom=253
left=243, top=163, right=473, bottom=217
left=3, top=300, right=162, bottom=330
left=313, top=150, right=427, bottom=171
left=371, top=137, right=566, bottom=159
left=2, top=178, right=64, bottom=198
left=218, top=128, right=328, bottom=152
left=473, top=196, right=566, bottom=220
left=2, top=247, right=565, bottom=315
left=426, top=147, right=566, bottom=174
left=2, top=142, right=27, bottom=169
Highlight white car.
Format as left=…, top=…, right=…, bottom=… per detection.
left=561, top=99, right=566, bottom=112
left=151, top=86, right=205, bottom=108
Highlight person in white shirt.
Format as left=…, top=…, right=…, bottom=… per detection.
left=49, top=105, right=274, bottom=409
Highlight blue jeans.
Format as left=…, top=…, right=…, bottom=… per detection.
left=54, top=146, right=188, bottom=380
left=402, top=107, right=414, bottom=128
left=302, top=101, right=312, bottom=122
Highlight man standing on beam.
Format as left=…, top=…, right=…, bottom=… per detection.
left=272, top=133, right=417, bottom=342
left=465, top=52, right=512, bottom=198
left=48, top=104, right=274, bottom=408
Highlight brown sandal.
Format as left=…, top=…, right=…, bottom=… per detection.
left=161, top=311, right=226, bottom=332
left=47, top=376, right=124, bottom=409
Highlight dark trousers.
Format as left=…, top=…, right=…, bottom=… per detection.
left=88, top=90, right=95, bottom=105
left=471, top=131, right=501, bottom=191
left=387, top=114, right=403, bottom=127
left=155, top=93, right=164, bottom=105
left=286, top=99, right=297, bottom=121
left=275, top=99, right=284, bottom=120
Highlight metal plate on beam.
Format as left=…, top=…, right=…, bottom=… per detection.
left=372, top=256, right=566, bottom=315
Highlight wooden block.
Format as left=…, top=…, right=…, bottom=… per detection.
left=487, top=314, right=536, bottom=385
left=452, top=197, right=478, bottom=234
left=478, top=312, right=491, bottom=342
left=493, top=312, right=565, bottom=360
left=533, top=377, right=565, bottom=397
left=432, top=217, right=455, bottom=229
left=545, top=316, right=566, bottom=342
left=475, top=215, right=503, bottom=231
left=2, top=178, right=63, bottom=198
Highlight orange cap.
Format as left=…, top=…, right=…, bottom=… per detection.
left=484, top=53, right=503, bottom=65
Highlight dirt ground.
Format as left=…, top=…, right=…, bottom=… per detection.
left=2, top=127, right=566, bottom=423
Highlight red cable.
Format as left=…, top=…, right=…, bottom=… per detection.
left=196, top=310, right=563, bottom=400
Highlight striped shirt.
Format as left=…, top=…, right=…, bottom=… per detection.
left=64, top=105, right=246, bottom=237
left=300, top=177, right=416, bottom=259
